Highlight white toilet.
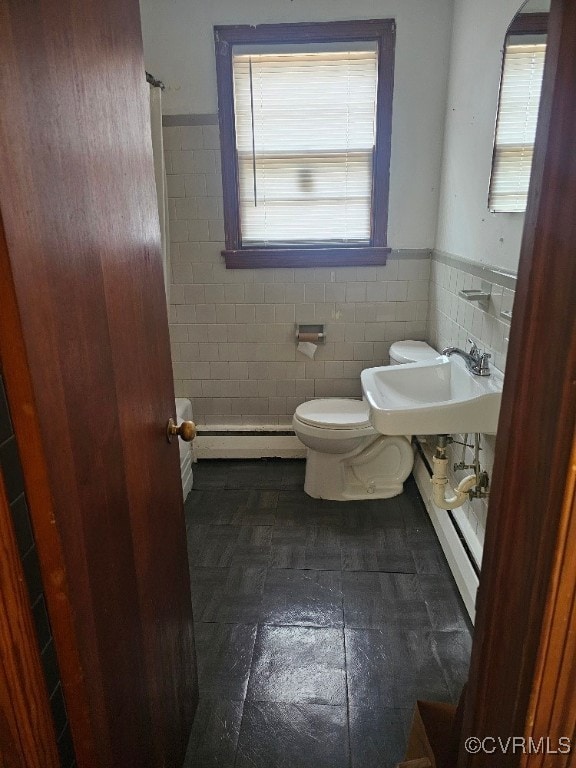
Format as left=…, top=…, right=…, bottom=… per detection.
left=292, top=341, right=440, bottom=500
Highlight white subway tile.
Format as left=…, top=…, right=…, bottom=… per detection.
left=355, top=303, right=377, bottom=322
left=333, top=341, right=355, bottom=360
left=264, top=284, right=286, bottom=303
left=245, top=284, right=266, bottom=303
left=183, top=174, right=207, bottom=197
left=366, top=283, right=387, bottom=302
left=169, top=324, right=188, bottom=343
left=344, top=324, right=366, bottom=342
left=187, top=220, right=211, bottom=242
left=229, top=362, right=249, bottom=379
left=190, top=149, right=216, bottom=174
left=238, top=380, right=259, bottom=397
left=236, top=304, right=256, bottom=324
left=346, top=282, right=367, bottom=302
left=169, top=150, right=196, bottom=174
left=268, top=397, right=288, bottom=415
left=180, top=342, right=200, bottom=361
left=387, top=281, right=408, bottom=301
left=186, top=362, right=210, bottom=379
left=167, top=174, right=185, bottom=198
left=185, top=284, right=207, bottom=303
left=314, top=303, right=335, bottom=323
left=334, top=303, right=355, bottom=323
left=192, top=264, right=215, bottom=283
left=304, top=283, right=325, bottom=303
left=197, top=196, right=221, bottom=220
left=275, top=304, right=295, bottom=323
left=244, top=324, right=267, bottom=342
left=277, top=379, right=296, bottom=396
left=176, top=304, right=197, bottom=323
left=208, top=220, right=225, bottom=242
left=163, top=127, right=182, bottom=150
left=325, top=283, right=346, bottom=302
left=284, top=284, right=305, bottom=303
left=227, top=324, right=248, bottom=342
left=195, top=304, right=216, bottom=323
left=273, top=268, right=295, bottom=283
left=224, top=284, right=245, bottom=303
left=216, top=304, right=236, bottom=324
left=202, top=124, right=221, bottom=149
left=180, top=126, right=204, bottom=150
left=407, top=280, right=429, bottom=301
left=170, top=220, right=189, bottom=243
left=353, top=342, right=374, bottom=360
left=207, top=324, right=228, bottom=342
left=218, top=343, right=239, bottom=362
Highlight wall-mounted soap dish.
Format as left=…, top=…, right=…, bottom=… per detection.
left=459, top=289, right=491, bottom=309
left=459, top=280, right=492, bottom=310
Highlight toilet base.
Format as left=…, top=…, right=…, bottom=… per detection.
left=303, top=434, right=415, bottom=501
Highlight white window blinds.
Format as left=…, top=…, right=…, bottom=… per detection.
left=232, top=47, right=378, bottom=245
left=488, top=42, right=546, bottom=213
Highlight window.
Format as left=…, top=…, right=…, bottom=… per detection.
left=214, top=20, right=395, bottom=268
left=488, top=13, right=548, bottom=213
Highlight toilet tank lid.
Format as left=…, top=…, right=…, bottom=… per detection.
left=389, top=340, right=439, bottom=364
left=295, top=399, right=371, bottom=429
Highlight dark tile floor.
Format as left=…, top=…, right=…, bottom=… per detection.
left=183, top=459, right=472, bottom=768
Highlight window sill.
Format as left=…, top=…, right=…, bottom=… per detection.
left=222, top=246, right=390, bottom=269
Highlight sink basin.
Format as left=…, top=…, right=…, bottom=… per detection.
left=361, top=355, right=503, bottom=435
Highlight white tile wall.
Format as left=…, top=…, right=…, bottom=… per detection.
left=164, top=121, right=430, bottom=426
left=427, top=250, right=517, bottom=551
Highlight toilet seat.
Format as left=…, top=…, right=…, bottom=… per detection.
left=295, top=399, right=371, bottom=430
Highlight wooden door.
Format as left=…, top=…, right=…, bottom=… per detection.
left=460, top=0, right=576, bottom=764
left=0, top=0, right=198, bottom=766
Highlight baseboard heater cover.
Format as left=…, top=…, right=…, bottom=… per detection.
left=412, top=448, right=479, bottom=624
left=194, top=427, right=306, bottom=459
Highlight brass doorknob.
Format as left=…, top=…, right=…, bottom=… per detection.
left=166, top=418, right=196, bottom=443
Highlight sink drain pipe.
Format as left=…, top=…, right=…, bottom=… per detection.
left=431, top=435, right=477, bottom=510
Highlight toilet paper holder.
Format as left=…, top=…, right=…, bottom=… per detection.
left=295, top=324, right=326, bottom=344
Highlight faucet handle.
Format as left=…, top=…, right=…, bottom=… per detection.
left=478, top=352, right=492, bottom=375
left=467, top=338, right=480, bottom=360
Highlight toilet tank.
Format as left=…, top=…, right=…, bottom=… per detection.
left=389, top=340, right=439, bottom=365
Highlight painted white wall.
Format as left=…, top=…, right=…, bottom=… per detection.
left=435, top=0, right=528, bottom=272
left=139, top=0, right=454, bottom=249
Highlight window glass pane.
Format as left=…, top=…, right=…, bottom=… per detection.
left=489, top=42, right=546, bottom=213
left=232, top=49, right=378, bottom=244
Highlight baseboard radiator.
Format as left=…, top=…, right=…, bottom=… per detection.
left=193, top=426, right=306, bottom=460
left=412, top=441, right=479, bottom=624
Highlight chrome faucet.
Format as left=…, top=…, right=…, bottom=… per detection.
left=442, top=339, right=491, bottom=376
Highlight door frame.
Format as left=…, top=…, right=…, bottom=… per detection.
left=460, top=0, right=576, bottom=763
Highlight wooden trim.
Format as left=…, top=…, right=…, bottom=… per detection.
left=222, top=246, right=390, bottom=268
left=0, top=470, right=59, bottom=768
left=0, top=217, right=97, bottom=765
left=508, top=12, right=549, bottom=37
left=460, top=0, right=576, bottom=764
left=214, top=19, right=395, bottom=265
left=526, top=436, right=576, bottom=767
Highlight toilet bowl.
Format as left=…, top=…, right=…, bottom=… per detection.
left=292, top=340, right=439, bottom=500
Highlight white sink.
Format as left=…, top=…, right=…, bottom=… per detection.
left=361, top=355, right=503, bottom=435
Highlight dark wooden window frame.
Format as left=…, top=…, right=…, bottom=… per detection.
left=507, top=12, right=549, bottom=37
left=214, top=19, right=395, bottom=269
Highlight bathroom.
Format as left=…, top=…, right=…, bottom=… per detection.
left=141, top=0, right=538, bottom=763
left=1, top=0, right=572, bottom=766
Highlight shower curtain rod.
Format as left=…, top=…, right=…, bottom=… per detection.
left=146, top=71, right=165, bottom=90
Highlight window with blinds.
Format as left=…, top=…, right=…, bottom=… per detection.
left=214, top=20, right=395, bottom=268
left=232, top=47, right=378, bottom=245
left=488, top=41, right=546, bottom=213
